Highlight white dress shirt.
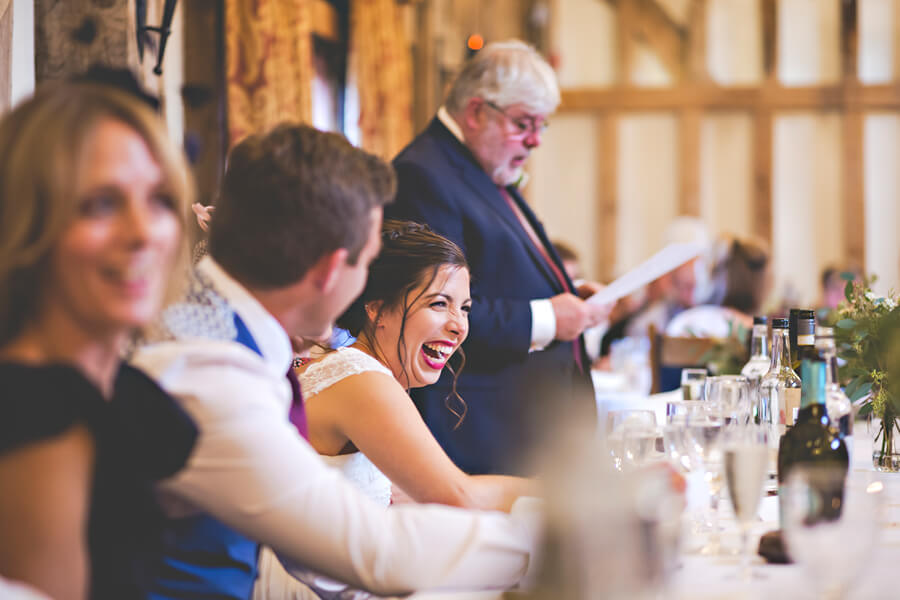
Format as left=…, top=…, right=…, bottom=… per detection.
left=132, top=257, right=538, bottom=596
left=436, top=107, right=556, bottom=351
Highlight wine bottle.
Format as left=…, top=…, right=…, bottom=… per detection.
left=792, top=309, right=817, bottom=374
left=759, top=318, right=801, bottom=479
left=741, top=316, right=771, bottom=384
left=742, top=316, right=771, bottom=424
left=815, top=326, right=854, bottom=459
left=776, top=357, right=849, bottom=485
left=788, top=308, right=802, bottom=367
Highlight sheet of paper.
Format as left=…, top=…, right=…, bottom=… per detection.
left=586, top=242, right=705, bottom=306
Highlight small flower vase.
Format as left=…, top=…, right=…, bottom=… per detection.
left=872, top=417, right=900, bottom=472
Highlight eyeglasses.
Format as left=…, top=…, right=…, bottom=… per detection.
left=483, top=100, right=549, bottom=138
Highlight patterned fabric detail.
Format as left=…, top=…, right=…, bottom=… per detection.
left=351, top=0, right=413, bottom=159
left=321, top=453, right=391, bottom=508
left=298, top=347, right=393, bottom=399
left=225, top=0, right=313, bottom=146
left=156, top=268, right=237, bottom=343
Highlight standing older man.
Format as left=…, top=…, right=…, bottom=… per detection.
left=387, top=40, right=607, bottom=475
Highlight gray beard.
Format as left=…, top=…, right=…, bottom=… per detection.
left=491, top=164, right=523, bottom=187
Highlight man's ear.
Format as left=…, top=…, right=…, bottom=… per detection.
left=461, top=97, right=485, bottom=130
left=309, top=248, right=349, bottom=293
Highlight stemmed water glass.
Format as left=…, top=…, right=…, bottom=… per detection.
left=704, top=375, right=753, bottom=425
left=684, top=410, right=725, bottom=554
left=722, top=424, right=769, bottom=580
left=681, top=368, right=708, bottom=401
left=662, top=400, right=705, bottom=473
left=605, top=410, right=658, bottom=471
left=782, top=466, right=883, bottom=599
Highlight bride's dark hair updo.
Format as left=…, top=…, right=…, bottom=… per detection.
left=337, top=219, right=470, bottom=426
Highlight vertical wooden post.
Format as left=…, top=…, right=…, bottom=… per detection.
left=182, top=0, right=226, bottom=208
left=753, top=0, right=777, bottom=245
left=598, top=112, right=618, bottom=282
left=617, top=0, right=634, bottom=85
left=752, top=110, right=773, bottom=244
left=0, top=0, right=11, bottom=113
left=679, top=108, right=701, bottom=216
left=841, top=0, right=865, bottom=269
left=686, top=0, right=708, bottom=83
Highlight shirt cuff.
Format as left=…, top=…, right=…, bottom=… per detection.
left=529, top=299, right=556, bottom=351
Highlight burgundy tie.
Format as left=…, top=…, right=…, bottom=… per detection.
left=499, top=187, right=584, bottom=373
left=286, top=367, right=309, bottom=440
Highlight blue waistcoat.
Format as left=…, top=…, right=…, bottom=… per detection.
left=148, top=314, right=264, bottom=600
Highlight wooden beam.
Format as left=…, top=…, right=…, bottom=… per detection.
left=841, top=0, right=858, bottom=81
left=627, top=0, right=686, bottom=81
left=182, top=0, right=226, bottom=215
left=617, top=0, right=635, bottom=84
left=760, top=0, right=777, bottom=82
left=679, top=108, right=701, bottom=216
left=686, top=0, right=708, bottom=83
left=752, top=110, right=772, bottom=245
left=560, top=83, right=900, bottom=112
left=0, top=0, right=11, bottom=114
left=842, top=109, right=865, bottom=270
left=841, top=0, right=864, bottom=270
left=598, top=113, right=618, bottom=282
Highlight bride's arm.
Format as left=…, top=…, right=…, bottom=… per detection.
left=307, top=371, right=534, bottom=512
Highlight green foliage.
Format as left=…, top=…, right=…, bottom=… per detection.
left=698, top=321, right=750, bottom=375
left=833, top=277, right=900, bottom=428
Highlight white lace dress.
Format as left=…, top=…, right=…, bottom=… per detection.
left=253, top=347, right=395, bottom=600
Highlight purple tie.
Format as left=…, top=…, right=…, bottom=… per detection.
left=286, top=367, right=309, bottom=440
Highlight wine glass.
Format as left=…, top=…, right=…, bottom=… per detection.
left=722, top=425, right=769, bottom=580
left=782, top=466, right=883, bottom=599
left=705, top=375, right=752, bottom=425
left=662, top=401, right=704, bottom=473
left=605, top=410, right=658, bottom=471
left=681, top=368, right=708, bottom=401
left=684, top=410, right=725, bottom=554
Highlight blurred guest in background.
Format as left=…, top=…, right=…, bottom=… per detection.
left=389, top=40, right=607, bottom=476
left=600, top=217, right=712, bottom=355
left=667, top=236, right=771, bottom=338
left=0, top=80, right=197, bottom=599
left=820, top=264, right=861, bottom=310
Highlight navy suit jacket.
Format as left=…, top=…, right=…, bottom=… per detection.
left=387, top=118, right=596, bottom=475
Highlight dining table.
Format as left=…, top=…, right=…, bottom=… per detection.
left=405, top=384, right=900, bottom=600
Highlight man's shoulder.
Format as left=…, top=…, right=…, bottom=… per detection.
left=394, top=121, right=461, bottom=169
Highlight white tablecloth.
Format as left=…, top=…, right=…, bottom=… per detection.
left=407, top=420, right=900, bottom=600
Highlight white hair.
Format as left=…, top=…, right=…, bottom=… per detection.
left=444, top=40, right=560, bottom=115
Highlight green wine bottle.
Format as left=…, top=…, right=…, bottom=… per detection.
left=776, top=358, right=849, bottom=486
left=791, top=309, right=817, bottom=375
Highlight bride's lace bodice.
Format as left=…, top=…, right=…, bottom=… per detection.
left=299, top=347, right=394, bottom=507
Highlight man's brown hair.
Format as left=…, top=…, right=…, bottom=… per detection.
left=209, top=123, right=396, bottom=288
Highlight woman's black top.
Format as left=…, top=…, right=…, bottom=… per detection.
left=0, top=362, right=198, bottom=599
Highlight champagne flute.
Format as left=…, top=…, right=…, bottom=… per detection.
left=722, top=425, right=769, bottom=580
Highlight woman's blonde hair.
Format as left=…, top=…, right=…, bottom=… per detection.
left=0, top=81, right=194, bottom=345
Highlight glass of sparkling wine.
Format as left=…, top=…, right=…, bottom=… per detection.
left=681, top=368, right=708, bottom=401
left=723, top=425, right=769, bottom=580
